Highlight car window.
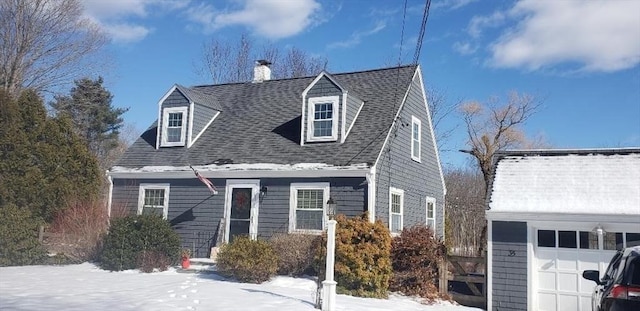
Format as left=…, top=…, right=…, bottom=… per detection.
left=603, top=252, right=623, bottom=281
left=629, top=257, right=640, bottom=286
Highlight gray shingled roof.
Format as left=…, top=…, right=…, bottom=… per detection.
left=114, top=65, right=417, bottom=168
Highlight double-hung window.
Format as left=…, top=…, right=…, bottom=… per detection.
left=426, top=197, right=436, bottom=232
left=307, top=96, right=339, bottom=142
left=411, top=116, right=421, bottom=162
left=138, top=184, right=170, bottom=219
left=389, top=187, right=404, bottom=233
left=161, top=107, right=188, bottom=147
left=289, top=183, right=330, bottom=233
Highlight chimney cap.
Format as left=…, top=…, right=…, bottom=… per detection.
left=256, top=59, right=272, bottom=66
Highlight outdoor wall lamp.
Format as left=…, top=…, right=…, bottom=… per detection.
left=259, top=186, right=268, bottom=201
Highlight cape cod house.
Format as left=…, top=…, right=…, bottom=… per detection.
left=485, top=148, right=640, bottom=311
left=107, top=63, right=446, bottom=257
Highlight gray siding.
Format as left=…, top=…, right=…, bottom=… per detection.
left=111, top=176, right=366, bottom=257
left=112, top=178, right=225, bottom=258
left=159, top=89, right=190, bottom=145
left=191, top=103, right=217, bottom=141
left=374, top=72, right=446, bottom=238
left=303, top=76, right=343, bottom=143
left=258, top=177, right=367, bottom=238
left=345, top=93, right=363, bottom=137
left=491, top=221, right=528, bottom=311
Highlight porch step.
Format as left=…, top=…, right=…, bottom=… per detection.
left=177, top=258, right=217, bottom=274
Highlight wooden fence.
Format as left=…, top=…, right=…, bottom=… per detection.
left=439, top=255, right=486, bottom=309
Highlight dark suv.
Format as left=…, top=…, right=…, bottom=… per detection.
left=583, top=246, right=640, bottom=311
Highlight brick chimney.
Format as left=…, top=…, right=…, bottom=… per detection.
left=253, top=60, right=272, bottom=83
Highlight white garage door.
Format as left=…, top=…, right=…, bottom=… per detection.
left=534, top=229, right=639, bottom=311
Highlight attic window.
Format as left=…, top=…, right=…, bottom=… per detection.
left=161, top=107, right=188, bottom=147
left=307, top=96, right=339, bottom=142
left=411, top=116, right=421, bottom=162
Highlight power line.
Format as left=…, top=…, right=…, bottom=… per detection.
left=413, top=0, right=431, bottom=64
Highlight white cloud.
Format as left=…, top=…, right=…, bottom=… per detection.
left=431, top=0, right=478, bottom=11
left=186, top=0, right=321, bottom=39
left=328, top=21, right=387, bottom=49
left=487, top=0, right=640, bottom=72
left=467, top=11, right=505, bottom=39
left=452, top=41, right=477, bottom=55
left=103, top=23, right=152, bottom=43
left=81, top=0, right=189, bottom=43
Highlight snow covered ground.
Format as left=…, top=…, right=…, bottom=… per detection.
left=0, top=263, right=482, bottom=311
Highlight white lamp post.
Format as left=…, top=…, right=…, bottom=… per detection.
left=322, top=198, right=337, bottom=311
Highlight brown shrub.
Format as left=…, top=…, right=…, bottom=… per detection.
left=390, top=225, right=447, bottom=301
left=216, top=236, right=278, bottom=283
left=46, top=199, right=110, bottom=262
left=137, top=250, right=171, bottom=273
left=314, top=213, right=392, bottom=299
left=269, top=233, right=318, bottom=276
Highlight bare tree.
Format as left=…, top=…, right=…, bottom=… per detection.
left=460, top=91, right=543, bottom=191
left=425, top=87, right=460, bottom=155
left=444, top=166, right=486, bottom=256
left=197, top=34, right=327, bottom=84
left=0, top=0, right=109, bottom=96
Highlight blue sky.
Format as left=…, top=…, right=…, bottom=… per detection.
left=81, top=0, right=640, bottom=168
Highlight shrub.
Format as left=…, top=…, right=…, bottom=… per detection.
left=269, top=233, right=318, bottom=276
left=216, top=236, right=278, bottom=283
left=137, top=250, right=171, bottom=273
left=314, top=213, right=392, bottom=298
left=390, top=225, right=447, bottom=301
left=99, top=214, right=180, bottom=272
left=45, top=199, right=110, bottom=262
left=0, top=204, right=46, bottom=266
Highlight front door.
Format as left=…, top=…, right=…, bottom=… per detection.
left=224, top=180, right=259, bottom=243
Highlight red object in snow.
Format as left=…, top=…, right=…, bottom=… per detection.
left=181, top=257, right=190, bottom=269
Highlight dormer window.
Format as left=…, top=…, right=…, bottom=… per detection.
left=161, top=107, right=188, bottom=147
left=307, top=96, right=339, bottom=142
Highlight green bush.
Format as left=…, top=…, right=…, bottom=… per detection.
left=315, top=213, right=392, bottom=298
left=217, top=236, right=278, bottom=283
left=99, top=214, right=180, bottom=272
left=269, top=233, right=318, bottom=276
left=0, top=204, right=46, bottom=266
left=390, top=225, right=446, bottom=300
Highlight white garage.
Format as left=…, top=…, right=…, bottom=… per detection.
left=486, top=148, right=640, bottom=311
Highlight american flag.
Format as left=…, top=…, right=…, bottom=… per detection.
left=191, top=166, right=217, bottom=195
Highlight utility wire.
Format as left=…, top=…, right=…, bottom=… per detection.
left=413, top=0, right=431, bottom=65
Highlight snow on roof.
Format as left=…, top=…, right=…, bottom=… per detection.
left=488, top=151, right=640, bottom=215
left=110, top=162, right=370, bottom=173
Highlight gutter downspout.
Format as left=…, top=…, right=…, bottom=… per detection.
left=366, top=165, right=376, bottom=223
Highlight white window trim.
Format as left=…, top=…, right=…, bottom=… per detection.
left=161, top=106, right=188, bottom=147
left=289, top=182, right=330, bottom=234
left=426, top=196, right=436, bottom=233
left=223, top=179, right=260, bottom=242
left=411, top=116, right=421, bottom=162
left=389, top=187, right=404, bottom=234
left=137, top=183, right=170, bottom=219
left=306, top=96, right=339, bottom=142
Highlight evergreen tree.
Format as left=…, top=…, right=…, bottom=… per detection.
left=0, top=89, right=101, bottom=221
left=50, top=77, right=128, bottom=169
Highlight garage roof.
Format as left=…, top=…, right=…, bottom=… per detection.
left=487, top=148, right=640, bottom=215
